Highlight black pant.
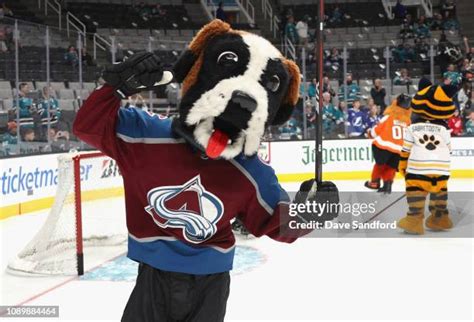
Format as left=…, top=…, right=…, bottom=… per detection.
left=372, top=144, right=400, bottom=170
left=122, top=263, right=230, bottom=322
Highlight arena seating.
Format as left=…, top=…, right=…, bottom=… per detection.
left=65, top=2, right=197, bottom=32
left=284, top=1, right=399, bottom=29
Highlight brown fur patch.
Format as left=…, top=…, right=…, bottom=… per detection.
left=189, top=19, right=232, bottom=55
left=182, top=53, right=204, bottom=95
left=181, top=19, right=234, bottom=96
left=282, top=59, right=301, bottom=106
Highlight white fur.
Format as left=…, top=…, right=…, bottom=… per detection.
left=186, top=33, right=282, bottom=159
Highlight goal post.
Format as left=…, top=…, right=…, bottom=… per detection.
left=73, top=152, right=103, bottom=275
left=7, top=152, right=127, bottom=276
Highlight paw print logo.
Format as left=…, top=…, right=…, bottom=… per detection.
left=419, top=134, right=440, bottom=151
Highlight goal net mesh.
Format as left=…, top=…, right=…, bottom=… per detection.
left=7, top=153, right=127, bottom=276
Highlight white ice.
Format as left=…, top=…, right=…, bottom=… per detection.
left=1, top=180, right=473, bottom=321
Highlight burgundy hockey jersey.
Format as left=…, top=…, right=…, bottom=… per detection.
left=73, top=85, right=296, bottom=275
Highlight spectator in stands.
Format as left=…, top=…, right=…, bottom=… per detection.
left=0, top=121, right=17, bottom=145
left=392, top=42, right=415, bottom=63
left=152, top=4, right=167, bottom=18
left=441, top=0, right=456, bottom=17
left=279, top=117, right=301, bottom=140
left=430, top=13, right=444, bottom=31
left=166, top=82, right=181, bottom=109
left=81, top=48, right=95, bottom=67
left=216, top=2, right=227, bottom=22
left=22, top=128, right=35, bottom=142
left=299, top=78, right=307, bottom=98
left=64, top=45, right=79, bottom=67
left=393, top=68, right=412, bottom=85
left=322, top=92, right=343, bottom=138
left=304, top=100, right=317, bottom=130
left=11, top=83, right=34, bottom=128
left=460, top=58, right=473, bottom=74
left=448, top=108, right=463, bottom=136
left=322, top=75, right=336, bottom=98
left=365, top=99, right=381, bottom=133
left=346, top=99, right=368, bottom=137
left=296, top=15, right=309, bottom=47
left=0, top=25, right=7, bottom=53
left=37, top=86, right=61, bottom=128
left=393, top=0, right=407, bottom=20
left=308, top=78, right=318, bottom=98
left=463, top=36, right=474, bottom=65
left=414, top=38, right=430, bottom=61
left=125, top=93, right=147, bottom=111
left=285, top=15, right=299, bottom=45
left=48, top=128, right=70, bottom=142
left=338, top=73, right=361, bottom=108
left=457, top=82, right=472, bottom=112
left=3, top=25, right=13, bottom=51
left=400, top=14, right=415, bottom=39
left=443, top=64, right=462, bottom=87
left=325, top=48, right=342, bottom=71
left=442, top=11, right=459, bottom=31
left=436, top=33, right=460, bottom=73
left=415, top=15, right=431, bottom=39
left=370, top=79, right=387, bottom=112
left=136, top=2, right=151, bottom=19
left=0, top=2, right=13, bottom=18
left=465, top=110, right=474, bottom=136
left=329, top=6, right=343, bottom=24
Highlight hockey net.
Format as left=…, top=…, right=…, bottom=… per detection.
left=7, top=152, right=127, bottom=276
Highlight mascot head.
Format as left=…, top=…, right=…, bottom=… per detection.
left=410, top=78, right=457, bottom=120
left=172, top=19, right=300, bottom=159
left=383, top=93, right=412, bottom=124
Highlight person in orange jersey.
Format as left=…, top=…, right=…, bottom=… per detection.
left=365, top=94, right=412, bottom=193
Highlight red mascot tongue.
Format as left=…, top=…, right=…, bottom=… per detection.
left=206, top=129, right=229, bottom=159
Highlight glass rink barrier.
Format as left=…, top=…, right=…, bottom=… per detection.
left=0, top=14, right=472, bottom=158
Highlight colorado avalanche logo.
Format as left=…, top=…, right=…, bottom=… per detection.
left=145, top=175, right=224, bottom=244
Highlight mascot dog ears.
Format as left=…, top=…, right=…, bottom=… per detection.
left=172, top=19, right=301, bottom=159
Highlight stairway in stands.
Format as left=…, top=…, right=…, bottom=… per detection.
left=183, top=0, right=211, bottom=26
left=253, top=0, right=279, bottom=43
left=456, top=0, right=474, bottom=42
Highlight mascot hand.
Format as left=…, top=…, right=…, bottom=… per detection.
left=102, top=52, right=173, bottom=98
left=293, top=179, right=339, bottom=226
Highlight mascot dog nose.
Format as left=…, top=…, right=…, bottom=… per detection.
left=230, top=90, right=257, bottom=113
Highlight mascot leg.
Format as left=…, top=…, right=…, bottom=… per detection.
left=398, top=179, right=429, bottom=234
left=365, top=164, right=383, bottom=189
left=425, top=181, right=452, bottom=231
left=378, top=165, right=396, bottom=194
left=122, top=263, right=230, bottom=322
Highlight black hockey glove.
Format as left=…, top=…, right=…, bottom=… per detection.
left=293, top=179, right=339, bottom=226
left=102, top=52, right=173, bottom=99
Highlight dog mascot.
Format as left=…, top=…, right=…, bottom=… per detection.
left=73, top=20, right=338, bottom=321
left=397, top=78, right=456, bottom=234
left=365, top=94, right=412, bottom=194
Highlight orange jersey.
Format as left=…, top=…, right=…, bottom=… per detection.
left=370, top=115, right=410, bottom=154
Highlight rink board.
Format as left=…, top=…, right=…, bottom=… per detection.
left=1, top=137, right=473, bottom=219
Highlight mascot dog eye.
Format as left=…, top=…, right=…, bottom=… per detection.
left=173, top=20, right=300, bottom=159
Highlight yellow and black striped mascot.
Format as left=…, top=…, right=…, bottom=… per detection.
left=398, top=78, right=457, bottom=234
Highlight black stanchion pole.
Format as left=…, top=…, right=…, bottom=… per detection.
left=316, top=0, right=325, bottom=184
